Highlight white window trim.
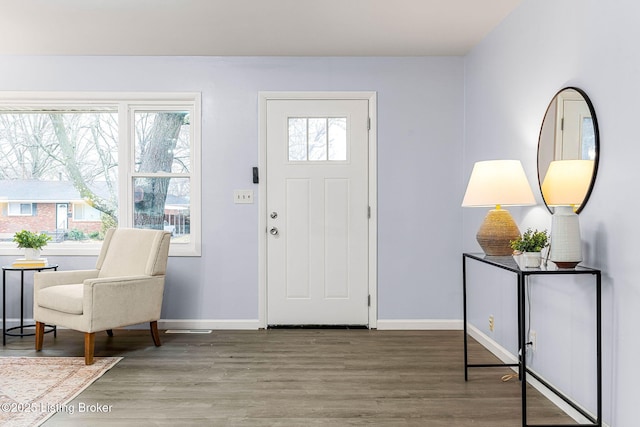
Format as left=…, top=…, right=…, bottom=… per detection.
left=8, top=202, right=34, bottom=216
left=0, top=91, right=202, bottom=257
left=72, top=203, right=102, bottom=222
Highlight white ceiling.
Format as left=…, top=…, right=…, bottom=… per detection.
left=0, top=0, right=521, bottom=56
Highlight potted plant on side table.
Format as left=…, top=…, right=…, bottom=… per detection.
left=13, top=230, right=52, bottom=261
left=510, top=228, right=549, bottom=268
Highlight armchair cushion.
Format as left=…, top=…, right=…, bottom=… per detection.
left=34, top=269, right=99, bottom=290
left=98, top=228, right=170, bottom=278
left=38, top=284, right=84, bottom=315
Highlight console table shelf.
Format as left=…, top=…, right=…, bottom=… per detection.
left=462, top=253, right=601, bottom=427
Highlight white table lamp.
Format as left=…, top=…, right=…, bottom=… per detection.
left=541, top=159, right=594, bottom=268
left=462, top=160, right=536, bottom=256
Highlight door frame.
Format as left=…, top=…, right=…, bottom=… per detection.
left=258, top=91, right=377, bottom=329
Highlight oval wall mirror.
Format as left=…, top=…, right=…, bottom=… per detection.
left=537, top=87, right=599, bottom=214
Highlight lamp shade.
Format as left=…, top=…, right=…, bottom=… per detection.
left=462, top=160, right=536, bottom=207
left=541, top=160, right=594, bottom=206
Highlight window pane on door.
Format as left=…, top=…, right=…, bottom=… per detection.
left=288, top=117, right=347, bottom=162
left=308, top=118, right=327, bottom=161
left=288, top=118, right=307, bottom=161
left=328, top=118, right=347, bottom=161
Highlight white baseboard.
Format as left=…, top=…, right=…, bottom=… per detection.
left=376, top=319, right=462, bottom=330
left=466, top=323, right=518, bottom=365
left=158, top=319, right=260, bottom=330
left=3, top=318, right=462, bottom=331
left=161, top=319, right=464, bottom=331
left=466, top=324, right=606, bottom=426
left=162, top=319, right=463, bottom=331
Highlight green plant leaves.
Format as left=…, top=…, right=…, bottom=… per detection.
left=13, top=230, right=52, bottom=250
left=510, top=228, right=549, bottom=253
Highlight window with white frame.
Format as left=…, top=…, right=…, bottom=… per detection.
left=8, top=203, right=34, bottom=216
left=0, top=93, right=201, bottom=256
left=72, top=203, right=102, bottom=221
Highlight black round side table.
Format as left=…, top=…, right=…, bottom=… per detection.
left=2, top=264, right=58, bottom=345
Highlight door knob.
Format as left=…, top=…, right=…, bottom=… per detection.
left=269, top=227, right=279, bottom=236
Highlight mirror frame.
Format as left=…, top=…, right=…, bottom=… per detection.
left=537, top=86, right=600, bottom=214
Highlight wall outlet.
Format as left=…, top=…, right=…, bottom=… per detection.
left=489, top=315, right=494, bottom=332
left=529, top=330, right=537, bottom=351
left=234, top=190, right=254, bottom=204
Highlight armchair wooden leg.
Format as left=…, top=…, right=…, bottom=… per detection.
left=106, top=329, right=114, bottom=337
left=84, top=332, right=95, bottom=365
left=35, top=322, right=44, bottom=351
left=150, top=321, right=162, bottom=347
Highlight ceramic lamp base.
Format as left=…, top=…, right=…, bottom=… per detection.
left=549, top=205, right=582, bottom=268
left=476, top=208, right=520, bottom=256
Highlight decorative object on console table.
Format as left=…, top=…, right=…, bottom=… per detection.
left=462, top=160, right=536, bottom=256
left=12, top=230, right=52, bottom=260
left=541, top=160, right=594, bottom=268
left=509, top=228, right=549, bottom=268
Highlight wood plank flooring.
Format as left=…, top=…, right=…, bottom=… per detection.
left=1, top=329, right=575, bottom=426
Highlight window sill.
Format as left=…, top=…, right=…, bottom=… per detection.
left=0, top=242, right=201, bottom=257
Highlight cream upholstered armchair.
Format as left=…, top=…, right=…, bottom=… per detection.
left=33, top=228, right=171, bottom=365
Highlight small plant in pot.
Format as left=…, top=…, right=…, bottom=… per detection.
left=510, top=228, right=549, bottom=268
left=13, top=230, right=52, bottom=260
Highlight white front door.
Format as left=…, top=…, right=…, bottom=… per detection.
left=265, top=97, right=370, bottom=326
left=56, top=203, right=68, bottom=230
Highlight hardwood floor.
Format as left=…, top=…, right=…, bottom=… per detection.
left=1, top=329, right=575, bottom=426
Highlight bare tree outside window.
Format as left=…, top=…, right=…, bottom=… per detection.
left=0, top=106, right=193, bottom=244
left=0, top=111, right=119, bottom=240
left=48, top=112, right=119, bottom=219
left=133, top=111, right=191, bottom=238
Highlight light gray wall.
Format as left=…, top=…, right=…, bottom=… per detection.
left=0, top=56, right=464, bottom=322
left=464, top=0, right=640, bottom=425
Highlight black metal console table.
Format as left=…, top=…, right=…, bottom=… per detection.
left=2, top=264, right=58, bottom=346
left=462, top=253, right=601, bottom=427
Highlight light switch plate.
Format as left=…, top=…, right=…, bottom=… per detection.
left=234, top=190, right=254, bottom=204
